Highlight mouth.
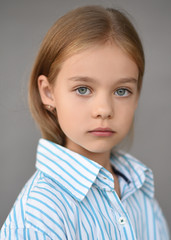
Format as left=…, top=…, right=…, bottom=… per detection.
left=88, top=128, right=115, bottom=137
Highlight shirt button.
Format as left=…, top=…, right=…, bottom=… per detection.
left=118, top=217, right=126, bottom=225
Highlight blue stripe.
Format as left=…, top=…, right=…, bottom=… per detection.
left=0, top=139, right=169, bottom=240
left=99, top=191, right=113, bottom=237
left=76, top=206, right=82, bottom=240
left=150, top=200, right=156, bottom=240
left=121, top=155, right=143, bottom=186
left=123, top=187, right=137, bottom=201
left=123, top=226, right=129, bottom=240
left=27, top=203, right=65, bottom=235
left=26, top=220, right=55, bottom=240
left=8, top=213, right=12, bottom=240
left=59, top=191, right=74, bottom=213
left=78, top=202, right=94, bottom=239
left=27, top=171, right=39, bottom=200
left=13, top=207, right=18, bottom=229
left=20, top=197, right=25, bottom=225
left=27, top=228, right=31, bottom=240
left=100, top=191, right=113, bottom=223
left=38, top=151, right=90, bottom=190
left=132, top=194, right=144, bottom=238
left=112, top=191, right=136, bottom=240
left=85, top=196, right=106, bottom=240
left=142, top=184, right=153, bottom=193
left=38, top=177, right=82, bottom=202
left=121, top=183, right=127, bottom=196
left=9, top=225, right=11, bottom=240
left=38, top=152, right=91, bottom=191
left=114, top=156, right=134, bottom=182
left=127, top=199, right=138, bottom=237
left=36, top=185, right=74, bottom=213
left=13, top=207, right=19, bottom=240
left=90, top=189, right=109, bottom=234
left=23, top=228, right=26, bottom=239
left=26, top=211, right=63, bottom=238
left=40, top=143, right=96, bottom=182
left=49, top=141, right=100, bottom=171
left=81, top=201, right=96, bottom=225
left=37, top=159, right=86, bottom=196
left=144, top=180, right=154, bottom=188
left=4, top=222, right=7, bottom=238
left=82, top=222, right=89, bottom=239
left=31, top=189, right=76, bottom=235
left=35, top=231, right=39, bottom=240
left=113, top=224, right=118, bottom=240
left=28, top=196, right=63, bottom=222
left=143, top=195, right=150, bottom=239
left=146, top=174, right=153, bottom=181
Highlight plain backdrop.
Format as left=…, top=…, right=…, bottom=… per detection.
left=0, top=0, right=171, bottom=231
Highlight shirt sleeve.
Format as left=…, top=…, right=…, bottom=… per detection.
left=0, top=192, right=68, bottom=240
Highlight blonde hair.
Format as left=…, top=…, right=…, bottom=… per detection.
left=28, top=5, right=145, bottom=145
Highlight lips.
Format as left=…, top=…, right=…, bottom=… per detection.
left=88, top=128, right=115, bottom=137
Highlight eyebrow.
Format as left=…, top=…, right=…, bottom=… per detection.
left=68, top=76, right=138, bottom=84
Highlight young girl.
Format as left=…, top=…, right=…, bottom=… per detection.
left=0, top=5, right=169, bottom=240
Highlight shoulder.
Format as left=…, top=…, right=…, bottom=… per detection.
left=27, top=172, right=77, bottom=219
left=0, top=171, right=76, bottom=239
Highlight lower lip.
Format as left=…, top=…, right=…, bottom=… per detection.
left=89, top=131, right=114, bottom=137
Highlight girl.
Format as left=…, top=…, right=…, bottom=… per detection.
left=0, top=5, right=169, bottom=240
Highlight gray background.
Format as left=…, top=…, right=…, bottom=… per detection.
left=0, top=0, right=170, bottom=231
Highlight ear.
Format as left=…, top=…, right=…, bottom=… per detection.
left=38, top=75, right=55, bottom=107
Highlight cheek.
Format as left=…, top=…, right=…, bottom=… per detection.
left=55, top=98, right=81, bottom=131
left=117, top=103, right=136, bottom=126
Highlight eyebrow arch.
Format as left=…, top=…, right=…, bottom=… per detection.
left=116, top=77, right=138, bottom=84
left=68, top=76, right=96, bottom=83
left=68, top=76, right=138, bottom=84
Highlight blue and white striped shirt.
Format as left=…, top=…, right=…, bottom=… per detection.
left=0, top=138, right=169, bottom=239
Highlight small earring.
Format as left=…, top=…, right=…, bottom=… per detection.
left=44, top=104, right=56, bottom=114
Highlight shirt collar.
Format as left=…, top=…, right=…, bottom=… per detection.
left=36, top=138, right=154, bottom=202
left=111, top=150, right=155, bottom=198
left=36, top=138, right=102, bottom=201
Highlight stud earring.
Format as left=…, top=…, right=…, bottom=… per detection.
left=44, top=104, right=56, bottom=114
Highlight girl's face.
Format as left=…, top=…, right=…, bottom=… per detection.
left=39, top=42, right=139, bottom=158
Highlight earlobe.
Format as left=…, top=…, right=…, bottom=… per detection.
left=38, top=75, right=55, bottom=106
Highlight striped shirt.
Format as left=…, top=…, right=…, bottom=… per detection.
left=0, top=138, right=169, bottom=239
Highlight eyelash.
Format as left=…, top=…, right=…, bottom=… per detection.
left=75, top=86, right=132, bottom=97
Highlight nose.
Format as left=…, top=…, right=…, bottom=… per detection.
left=91, top=94, right=114, bottom=120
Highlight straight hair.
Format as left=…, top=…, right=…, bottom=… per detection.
left=28, top=5, right=145, bottom=145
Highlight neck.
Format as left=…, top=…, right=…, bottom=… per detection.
left=84, top=151, right=111, bottom=170
left=66, top=144, right=112, bottom=172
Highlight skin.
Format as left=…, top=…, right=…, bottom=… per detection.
left=38, top=42, right=139, bottom=198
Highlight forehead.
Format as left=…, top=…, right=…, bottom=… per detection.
left=56, top=42, right=139, bottom=83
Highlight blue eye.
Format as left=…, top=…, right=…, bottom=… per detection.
left=76, top=87, right=91, bottom=95
left=115, top=88, right=130, bottom=97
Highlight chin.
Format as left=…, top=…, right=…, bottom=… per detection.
left=84, top=144, right=114, bottom=154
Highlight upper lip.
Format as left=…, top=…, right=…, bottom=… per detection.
left=89, top=127, right=115, bottom=132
